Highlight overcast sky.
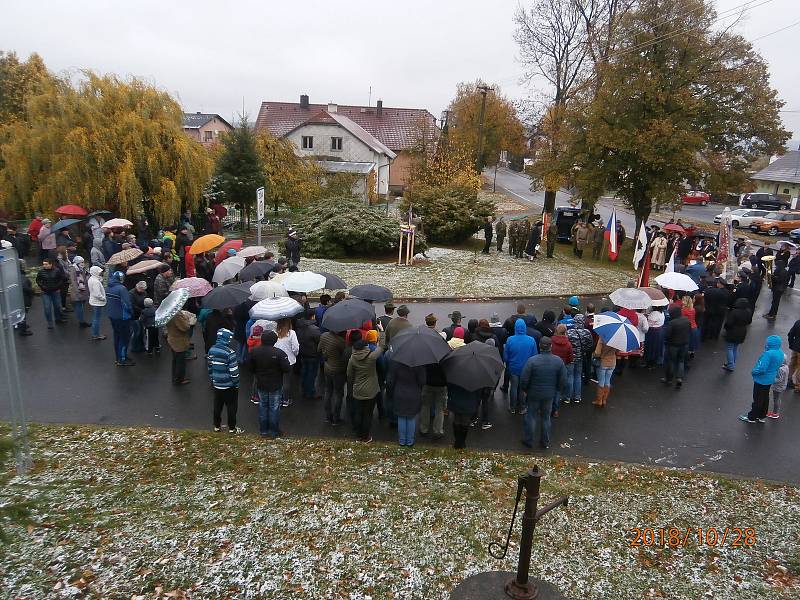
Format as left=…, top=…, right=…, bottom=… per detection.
left=3, top=0, right=799, bottom=139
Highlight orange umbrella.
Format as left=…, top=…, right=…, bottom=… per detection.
left=215, top=239, right=243, bottom=265
left=189, top=234, right=225, bottom=255
left=55, top=204, right=88, bottom=217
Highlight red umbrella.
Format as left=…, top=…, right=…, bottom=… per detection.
left=663, top=223, right=686, bottom=234
left=214, top=239, right=243, bottom=265
left=55, top=204, right=88, bottom=217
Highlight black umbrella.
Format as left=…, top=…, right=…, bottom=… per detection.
left=319, top=271, right=348, bottom=290
left=389, top=326, right=451, bottom=367
left=201, top=282, right=252, bottom=309
left=321, top=298, right=375, bottom=332
left=87, top=210, right=112, bottom=218
left=440, top=341, right=504, bottom=391
left=349, top=284, right=392, bottom=303
left=239, top=260, right=275, bottom=282
left=50, top=219, right=82, bottom=233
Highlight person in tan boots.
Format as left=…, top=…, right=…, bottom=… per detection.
left=593, top=338, right=618, bottom=407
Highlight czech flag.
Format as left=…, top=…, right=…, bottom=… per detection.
left=604, top=208, right=618, bottom=261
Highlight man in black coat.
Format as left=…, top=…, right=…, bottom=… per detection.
left=787, top=319, right=800, bottom=388
left=175, top=226, right=192, bottom=277
left=482, top=216, right=493, bottom=254
left=702, top=279, right=731, bottom=340
left=765, top=261, right=789, bottom=320
left=662, top=305, right=690, bottom=388
left=35, top=258, right=67, bottom=328
left=16, top=259, right=34, bottom=336
left=295, top=309, right=321, bottom=400
left=722, top=298, right=752, bottom=371
left=285, top=229, right=301, bottom=268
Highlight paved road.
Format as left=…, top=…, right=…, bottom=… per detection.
left=491, top=168, right=731, bottom=237
left=6, top=287, right=800, bottom=483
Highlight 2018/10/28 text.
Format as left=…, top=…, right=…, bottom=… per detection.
left=628, top=527, right=757, bottom=548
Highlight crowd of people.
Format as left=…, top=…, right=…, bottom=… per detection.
left=2, top=208, right=798, bottom=450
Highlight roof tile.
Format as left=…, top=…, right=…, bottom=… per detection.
left=752, top=151, right=800, bottom=185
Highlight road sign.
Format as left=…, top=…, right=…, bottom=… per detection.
left=256, top=186, right=265, bottom=220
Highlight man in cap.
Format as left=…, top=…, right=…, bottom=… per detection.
left=378, top=302, right=395, bottom=332
left=384, top=304, right=411, bottom=348
left=519, top=336, right=567, bottom=449
left=442, top=310, right=463, bottom=341
left=508, top=220, right=518, bottom=257
left=286, top=228, right=301, bottom=269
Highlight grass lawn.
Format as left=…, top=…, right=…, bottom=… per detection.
left=1, top=425, right=799, bottom=599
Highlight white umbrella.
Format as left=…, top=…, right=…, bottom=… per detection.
left=608, top=287, right=653, bottom=310
left=249, top=280, right=288, bottom=301
left=154, top=289, right=190, bottom=327
left=281, top=271, right=327, bottom=293
left=237, top=245, right=268, bottom=259
left=102, top=218, right=133, bottom=229
left=249, top=296, right=304, bottom=320
left=212, top=255, right=246, bottom=284
left=654, top=272, right=699, bottom=292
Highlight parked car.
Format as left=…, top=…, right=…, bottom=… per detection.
left=740, top=192, right=791, bottom=210
left=790, top=228, right=800, bottom=242
left=713, top=208, right=770, bottom=228
left=553, top=206, right=582, bottom=242
left=681, top=191, right=710, bottom=205
left=749, top=211, right=800, bottom=236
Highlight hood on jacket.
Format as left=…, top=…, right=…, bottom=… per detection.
left=93, top=237, right=103, bottom=249
left=573, top=313, right=586, bottom=329
left=542, top=310, right=555, bottom=323
left=668, top=305, right=682, bottom=319
left=89, top=266, right=103, bottom=277
left=733, top=297, right=750, bottom=310
left=215, top=328, right=234, bottom=347
left=467, top=319, right=478, bottom=333
left=766, top=335, right=782, bottom=351
left=351, top=346, right=372, bottom=360
left=109, top=271, right=125, bottom=284
left=514, top=318, right=527, bottom=335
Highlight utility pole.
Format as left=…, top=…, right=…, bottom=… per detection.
left=475, top=85, right=493, bottom=173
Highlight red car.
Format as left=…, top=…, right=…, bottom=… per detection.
left=681, top=191, right=710, bottom=206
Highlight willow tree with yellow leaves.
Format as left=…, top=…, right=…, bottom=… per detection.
left=0, top=69, right=211, bottom=224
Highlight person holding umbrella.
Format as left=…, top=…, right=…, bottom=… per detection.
left=319, top=329, right=348, bottom=425
left=249, top=331, right=292, bottom=438
left=153, top=264, right=175, bottom=307
left=106, top=271, right=135, bottom=366
left=519, top=337, right=566, bottom=449
left=166, top=308, right=193, bottom=384
left=387, top=359, right=426, bottom=447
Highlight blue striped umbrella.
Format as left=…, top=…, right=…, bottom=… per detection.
left=592, top=311, right=641, bottom=352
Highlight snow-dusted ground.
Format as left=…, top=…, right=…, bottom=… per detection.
left=293, top=246, right=632, bottom=298
left=2, top=426, right=799, bottom=599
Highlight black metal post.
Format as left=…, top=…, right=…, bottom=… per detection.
left=505, top=467, right=541, bottom=599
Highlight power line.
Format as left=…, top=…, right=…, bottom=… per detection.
left=750, top=18, right=800, bottom=42
left=606, top=0, right=775, bottom=62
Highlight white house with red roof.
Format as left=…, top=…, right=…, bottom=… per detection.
left=255, top=95, right=438, bottom=194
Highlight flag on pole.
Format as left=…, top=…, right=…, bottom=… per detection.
left=604, top=208, right=618, bottom=261
left=665, top=248, right=677, bottom=273
left=633, top=224, right=648, bottom=269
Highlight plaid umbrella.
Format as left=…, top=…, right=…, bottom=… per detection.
left=107, top=247, right=143, bottom=265
left=172, top=277, right=212, bottom=298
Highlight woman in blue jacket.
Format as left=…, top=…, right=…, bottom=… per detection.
left=740, top=335, right=784, bottom=423
left=106, top=271, right=135, bottom=366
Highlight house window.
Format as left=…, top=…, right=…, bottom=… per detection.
left=331, top=137, right=343, bottom=151
left=203, top=131, right=214, bottom=142
left=301, top=136, right=314, bottom=150
left=784, top=188, right=790, bottom=194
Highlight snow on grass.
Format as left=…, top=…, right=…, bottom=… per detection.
left=280, top=243, right=632, bottom=298
left=1, top=425, right=799, bottom=599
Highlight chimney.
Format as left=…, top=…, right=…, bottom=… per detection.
left=300, top=94, right=309, bottom=108
left=327, top=102, right=338, bottom=113
left=376, top=100, right=383, bottom=116
left=196, top=111, right=201, bottom=114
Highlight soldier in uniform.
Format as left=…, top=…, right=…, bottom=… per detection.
left=518, top=219, right=531, bottom=259
left=495, top=217, right=507, bottom=253
left=546, top=219, right=558, bottom=258
left=591, top=222, right=605, bottom=259
left=508, top=220, right=518, bottom=257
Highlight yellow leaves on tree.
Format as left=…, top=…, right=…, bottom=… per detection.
left=447, top=80, right=526, bottom=169
left=0, top=69, right=210, bottom=222
left=254, top=132, right=323, bottom=211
